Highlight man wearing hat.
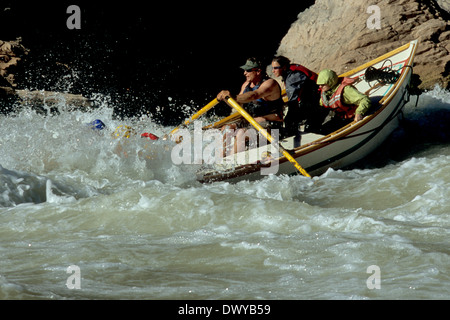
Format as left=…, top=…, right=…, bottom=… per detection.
left=217, top=57, right=284, bottom=124
left=216, top=57, right=284, bottom=154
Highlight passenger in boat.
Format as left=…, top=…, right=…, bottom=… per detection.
left=271, top=56, right=325, bottom=136
left=316, top=69, right=372, bottom=134
left=216, top=57, right=284, bottom=154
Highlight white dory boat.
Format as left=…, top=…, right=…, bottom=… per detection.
left=175, top=40, right=419, bottom=183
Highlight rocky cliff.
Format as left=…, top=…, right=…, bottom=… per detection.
left=0, top=38, right=91, bottom=112
left=276, top=0, right=450, bottom=89
left=0, top=38, right=28, bottom=88
left=1, top=0, right=448, bottom=110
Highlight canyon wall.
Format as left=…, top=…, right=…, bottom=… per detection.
left=276, top=0, right=450, bottom=89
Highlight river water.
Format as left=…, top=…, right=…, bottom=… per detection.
left=0, top=86, right=449, bottom=300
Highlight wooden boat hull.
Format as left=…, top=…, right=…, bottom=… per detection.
left=197, top=40, right=419, bottom=183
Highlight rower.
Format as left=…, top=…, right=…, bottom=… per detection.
left=216, top=57, right=284, bottom=154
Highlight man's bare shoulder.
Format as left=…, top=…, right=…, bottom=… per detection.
left=261, top=78, right=278, bottom=87
left=239, top=81, right=250, bottom=94
left=258, top=78, right=279, bottom=92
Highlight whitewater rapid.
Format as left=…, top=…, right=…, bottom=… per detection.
left=0, top=86, right=449, bottom=299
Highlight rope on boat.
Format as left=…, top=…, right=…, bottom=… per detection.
left=365, top=60, right=400, bottom=85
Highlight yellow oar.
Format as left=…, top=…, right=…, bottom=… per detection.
left=202, top=111, right=241, bottom=129
left=169, top=98, right=219, bottom=135
left=224, top=96, right=311, bottom=178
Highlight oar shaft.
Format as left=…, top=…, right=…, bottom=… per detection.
left=224, top=96, right=311, bottom=178
left=170, top=98, right=219, bottom=135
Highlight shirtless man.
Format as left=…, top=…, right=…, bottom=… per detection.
left=217, top=57, right=284, bottom=154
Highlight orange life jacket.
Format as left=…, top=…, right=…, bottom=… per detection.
left=320, top=77, right=357, bottom=119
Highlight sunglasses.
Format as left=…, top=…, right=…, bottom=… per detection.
left=272, top=66, right=282, bottom=70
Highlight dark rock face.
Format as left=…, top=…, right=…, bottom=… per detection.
left=0, top=38, right=29, bottom=88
